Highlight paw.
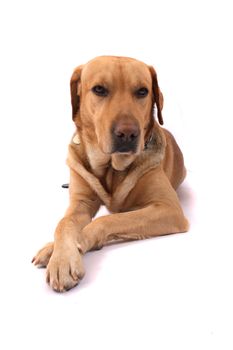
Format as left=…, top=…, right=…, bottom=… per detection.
left=32, top=242, right=54, bottom=267
left=46, top=243, right=85, bottom=292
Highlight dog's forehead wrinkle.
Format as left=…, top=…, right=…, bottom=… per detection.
left=82, top=57, right=151, bottom=88
left=82, top=66, right=117, bottom=87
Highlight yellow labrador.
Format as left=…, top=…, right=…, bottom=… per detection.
left=32, top=56, right=189, bottom=292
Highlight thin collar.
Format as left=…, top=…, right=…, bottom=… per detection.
left=144, top=133, right=153, bottom=150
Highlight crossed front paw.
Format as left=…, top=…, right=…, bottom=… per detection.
left=46, top=243, right=85, bottom=292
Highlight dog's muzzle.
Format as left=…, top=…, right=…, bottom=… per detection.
left=111, top=119, right=140, bottom=153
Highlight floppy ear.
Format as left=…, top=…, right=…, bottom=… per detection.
left=70, top=65, right=83, bottom=120
left=148, top=66, right=164, bottom=125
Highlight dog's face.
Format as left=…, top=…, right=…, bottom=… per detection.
left=71, top=56, right=163, bottom=155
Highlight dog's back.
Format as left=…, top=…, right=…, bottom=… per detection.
left=162, top=129, right=186, bottom=189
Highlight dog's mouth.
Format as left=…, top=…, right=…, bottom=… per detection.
left=112, top=147, right=137, bottom=155
left=111, top=137, right=139, bottom=154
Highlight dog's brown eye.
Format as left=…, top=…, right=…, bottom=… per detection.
left=92, top=85, right=109, bottom=97
left=135, top=87, right=149, bottom=98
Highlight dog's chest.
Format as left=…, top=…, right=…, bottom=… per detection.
left=104, top=168, right=128, bottom=195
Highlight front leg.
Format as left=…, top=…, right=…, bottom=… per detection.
left=81, top=204, right=188, bottom=252
left=32, top=242, right=54, bottom=267
left=81, top=171, right=189, bottom=252
left=33, top=169, right=100, bottom=292
left=46, top=214, right=89, bottom=292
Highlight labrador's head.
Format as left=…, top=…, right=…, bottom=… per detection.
left=70, top=56, right=163, bottom=155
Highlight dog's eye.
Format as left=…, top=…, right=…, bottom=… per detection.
left=135, top=87, right=149, bottom=98
left=92, top=85, right=109, bottom=97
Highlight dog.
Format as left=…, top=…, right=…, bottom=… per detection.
left=32, top=56, right=189, bottom=292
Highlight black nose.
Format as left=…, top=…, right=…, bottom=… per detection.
left=112, top=121, right=140, bottom=153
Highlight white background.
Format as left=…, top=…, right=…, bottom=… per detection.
left=0, top=0, right=233, bottom=349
